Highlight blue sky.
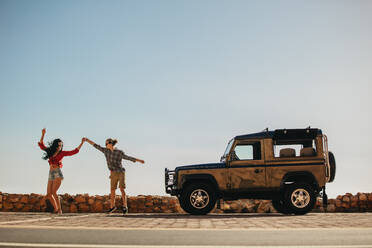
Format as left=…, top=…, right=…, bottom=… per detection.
left=0, top=1, right=371, bottom=197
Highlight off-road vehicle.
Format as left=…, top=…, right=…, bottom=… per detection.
left=165, top=128, right=336, bottom=215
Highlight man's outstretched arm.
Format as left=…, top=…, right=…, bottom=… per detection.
left=122, top=152, right=145, bottom=164
left=85, top=138, right=105, bottom=153
left=135, top=158, right=145, bottom=164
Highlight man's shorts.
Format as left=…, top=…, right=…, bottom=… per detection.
left=48, top=168, right=64, bottom=181
left=110, top=171, right=125, bottom=190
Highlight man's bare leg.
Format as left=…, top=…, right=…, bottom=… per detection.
left=119, top=187, right=128, bottom=214
left=110, top=189, right=116, bottom=209
left=119, top=187, right=127, bottom=208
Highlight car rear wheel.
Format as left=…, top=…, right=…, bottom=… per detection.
left=179, top=182, right=216, bottom=215
left=283, top=182, right=316, bottom=215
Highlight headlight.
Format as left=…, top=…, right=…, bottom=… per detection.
left=168, top=174, right=174, bottom=184
left=166, top=171, right=176, bottom=186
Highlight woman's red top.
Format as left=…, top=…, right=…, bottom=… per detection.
left=38, top=141, right=79, bottom=168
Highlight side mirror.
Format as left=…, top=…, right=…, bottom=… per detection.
left=220, top=154, right=231, bottom=163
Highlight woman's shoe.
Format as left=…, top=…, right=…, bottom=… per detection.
left=53, top=208, right=62, bottom=215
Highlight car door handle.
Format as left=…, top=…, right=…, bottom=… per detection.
left=254, top=169, right=263, bottom=173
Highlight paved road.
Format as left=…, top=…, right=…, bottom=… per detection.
left=2, top=212, right=372, bottom=229
left=1, top=227, right=372, bottom=247
left=0, top=212, right=372, bottom=247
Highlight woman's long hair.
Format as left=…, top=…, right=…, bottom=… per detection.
left=42, top=139, right=63, bottom=160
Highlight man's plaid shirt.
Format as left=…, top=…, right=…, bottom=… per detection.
left=93, top=144, right=136, bottom=172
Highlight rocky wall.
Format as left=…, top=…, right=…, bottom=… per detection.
left=0, top=192, right=181, bottom=213
left=0, top=191, right=371, bottom=213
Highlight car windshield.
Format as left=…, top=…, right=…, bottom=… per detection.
left=223, top=139, right=234, bottom=157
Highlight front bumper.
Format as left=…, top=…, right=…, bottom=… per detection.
left=165, top=168, right=178, bottom=195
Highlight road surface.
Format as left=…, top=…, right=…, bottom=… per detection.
left=0, top=212, right=371, bottom=247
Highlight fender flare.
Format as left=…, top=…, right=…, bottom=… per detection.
left=181, top=174, right=220, bottom=193
left=281, top=171, right=320, bottom=191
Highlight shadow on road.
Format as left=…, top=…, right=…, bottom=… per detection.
left=106, top=213, right=288, bottom=219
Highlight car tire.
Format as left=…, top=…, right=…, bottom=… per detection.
left=283, top=182, right=316, bottom=215
left=328, top=151, right=336, bottom=182
left=272, top=197, right=292, bottom=215
left=180, top=182, right=216, bottom=215
left=177, top=196, right=192, bottom=214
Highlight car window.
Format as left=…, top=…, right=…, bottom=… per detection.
left=273, top=139, right=317, bottom=158
left=233, top=142, right=261, bottom=160
left=274, top=144, right=302, bottom=157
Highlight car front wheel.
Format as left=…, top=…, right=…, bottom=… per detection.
left=180, top=182, right=216, bottom=215
left=272, top=197, right=292, bottom=215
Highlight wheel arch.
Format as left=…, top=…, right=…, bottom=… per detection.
left=281, top=171, right=320, bottom=192
left=181, top=174, right=220, bottom=195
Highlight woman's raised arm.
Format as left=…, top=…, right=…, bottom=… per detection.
left=76, top=138, right=85, bottom=150
left=62, top=138, right=85, bottom=157
left=38, top=128, right=47, bottom=150
left=40, top=128, right=46, bottom=143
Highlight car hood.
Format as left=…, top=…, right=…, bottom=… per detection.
left=175, top=162, right=226, bottom=172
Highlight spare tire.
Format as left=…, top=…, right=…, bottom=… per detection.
left=328, top=151, right=336, bottom=182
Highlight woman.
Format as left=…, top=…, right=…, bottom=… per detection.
left=38, top=128, right=85, bottom=214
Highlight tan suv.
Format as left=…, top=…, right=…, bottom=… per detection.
left=165, top=128, right=336, bottom=215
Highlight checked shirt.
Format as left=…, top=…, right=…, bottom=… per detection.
left=93, top=144, right=136, bottom=172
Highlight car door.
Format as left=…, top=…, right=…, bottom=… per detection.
left=228, top=140, right=266, bottom=191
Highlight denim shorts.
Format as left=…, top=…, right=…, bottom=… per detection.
left=48, top=168, right=64, bottom=181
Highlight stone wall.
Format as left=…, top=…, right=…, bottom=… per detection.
left=0, top=191, right=371, bottom=213
left=221, top=192, right=372, bottom=213
left=0, top=192, right=181, bottom=213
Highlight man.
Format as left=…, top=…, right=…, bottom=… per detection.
left=85, top=137, right=144, bottom=214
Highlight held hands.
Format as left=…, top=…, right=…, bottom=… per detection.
left=77, top=137, right=86, bottom=150
left=83, top=138, right=94, bottom=145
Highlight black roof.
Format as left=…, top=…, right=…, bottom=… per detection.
left=235, top=131, right=275, bottom=140
left=235, top=128, right=322, bottom=140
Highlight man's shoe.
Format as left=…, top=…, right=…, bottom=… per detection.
left=106, top=206, right=117, bottom=213
left=122, top=207, right=128, bottom=215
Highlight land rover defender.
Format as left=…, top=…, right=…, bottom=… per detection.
left=165, top=128, right=336, bottom=215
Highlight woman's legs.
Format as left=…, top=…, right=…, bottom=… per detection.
left=51, top=178, right=62, bottom=213
left=46, top=180, right=58, bottom=212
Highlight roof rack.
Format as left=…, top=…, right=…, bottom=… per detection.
left=273, top=128, right=322, bottom=140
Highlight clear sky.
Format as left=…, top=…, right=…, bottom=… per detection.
left=0, top=1, right=371, bottom=198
